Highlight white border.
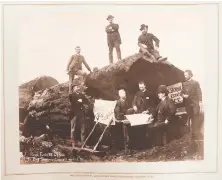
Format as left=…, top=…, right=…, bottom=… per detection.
left=1, top=1, right=221, bottom=179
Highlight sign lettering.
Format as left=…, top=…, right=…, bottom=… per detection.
left=167, top=82, right=183, bottom=104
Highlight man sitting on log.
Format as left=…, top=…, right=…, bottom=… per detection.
left=151, top=85, right=176, bottom=146
left=66, top=46, right=92, bottom=95
left=128, top=81, right=157, bottom=116
left=69, top=85, right=91, bottom=148
left=138, top=24, right=167, bottom=62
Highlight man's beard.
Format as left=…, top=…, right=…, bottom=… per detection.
left=120, top=97, right=126, bottom=101
left=185, top=77, right=191, bottom=81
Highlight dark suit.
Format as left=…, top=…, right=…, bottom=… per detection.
left=181, top=79, right=202, bottom=140
left=66, top=54, right=91, bottom=94
left=151, top=97, right=176, bottom=146
left=131, top=90, right=157, bottom=115
left=105, top=23, right=122, bottom=63
left=128, top=90, right=157, bottom=148
left=114, top=99, right=129, bottom=120
left=155, top=96, right=176, bottom=125
left=111, top=99, right=129, bottom=149
left=138, top=33, right=162, bottom=60
left=69, top=93, right=90, bottom=143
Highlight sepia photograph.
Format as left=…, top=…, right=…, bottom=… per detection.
left=17, top=3, right=205, bottom=164
left=1, top=1, right=221, bottom=179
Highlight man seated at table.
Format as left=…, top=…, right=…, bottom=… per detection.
left=151, top=85, right=176, bottom=146
left=128, top=81, right=157, bottom=116
left=111, top=89, right=130, bottom=150
left=114, top=89, right=130, bottom=120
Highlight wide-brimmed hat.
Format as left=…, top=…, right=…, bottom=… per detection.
left=157, top=85, right=169, bottom=95
left=107, top=15, right=114, bottom=20
left=140, top=24, right=148, bottom=31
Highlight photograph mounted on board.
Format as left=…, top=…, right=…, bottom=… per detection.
left=15, top=4, right=206, bottom=164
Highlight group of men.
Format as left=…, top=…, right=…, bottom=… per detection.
left=66, top=15, right=167, bottom=94
left=68, top=68, right=203, bottom=150
left=105, top=15, right=167, bottom=64
left=113, top=81, right=176, bottom=148
left=113, top=70, right=203, bottom=149
left=66, top=15, right=203, bottom=150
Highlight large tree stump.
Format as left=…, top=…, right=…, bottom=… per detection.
left=24, top=54, right=185, bottom=141
left=19, top=76, right=59, bottom=122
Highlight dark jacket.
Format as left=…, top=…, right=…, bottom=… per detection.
left=68, top=93, right=89, bottom=117
left=181, top=79, right=202, bottom=107
left=66, top=54, right=91, bottom=73
left=138, top=33, right=160, bottom=50
left=105, top=23, right=122, bottom=46
left=114, top=99, right=129, bottom=120
left=155, top=96, right=176, bottom=124
left=132, top=90, right=157, bottom=113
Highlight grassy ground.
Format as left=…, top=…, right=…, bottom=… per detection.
left=20, top=133, right=203, bottom=164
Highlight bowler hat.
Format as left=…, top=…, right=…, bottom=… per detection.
left=140, top=24, right=148, bottom=31
left=157, top=85, right=169, bottom=95
left=107, top=15, right=114, bottom=20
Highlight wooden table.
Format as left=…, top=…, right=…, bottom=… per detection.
left=95, top=114, right=153, bottom=154
left=115, top=118, right=152, bottom=154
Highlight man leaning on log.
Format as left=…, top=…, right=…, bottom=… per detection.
left=66, top=46, right=92, bottom=95
left=69, top=85, right=92, bottom=148
left=138, top=24, right=167, bottom=62
left=181, top=70, right=203, bottom=153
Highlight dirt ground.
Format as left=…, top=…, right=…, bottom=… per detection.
left=20, top=133, right=203, bottom=164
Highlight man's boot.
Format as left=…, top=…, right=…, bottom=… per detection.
left=157, top=57, right=168, bottom=62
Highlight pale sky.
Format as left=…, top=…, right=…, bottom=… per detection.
left=13, top=4, right=214, bottom=88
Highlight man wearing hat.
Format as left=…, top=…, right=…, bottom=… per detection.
left=181, top=70, right=203, bottom=143
left=66, top=46, right=92, bottom=94
left=138, top=24, right=167, bottom=62
left=105, top=15, right=122, bottom=64
left=152, top=85, right=176, bottom=146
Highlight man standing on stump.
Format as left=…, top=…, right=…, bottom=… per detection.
left=105, top=15, right=122, bottom=64
left=181, top=70, right=203, bottom=151
left=138, top=24, right=167, bottom=62
left=66, top=46, right=92, bottom=95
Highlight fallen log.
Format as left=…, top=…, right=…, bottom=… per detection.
left=25, top=53, right=184, bottom=140
left=85, top=53, right=185, bottom=103
left=19, top=76, right=59, bottom=122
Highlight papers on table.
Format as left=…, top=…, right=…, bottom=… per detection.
left=93, top=99, right=154, bottom=126
left=125, top=114, right=154, bottom=126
